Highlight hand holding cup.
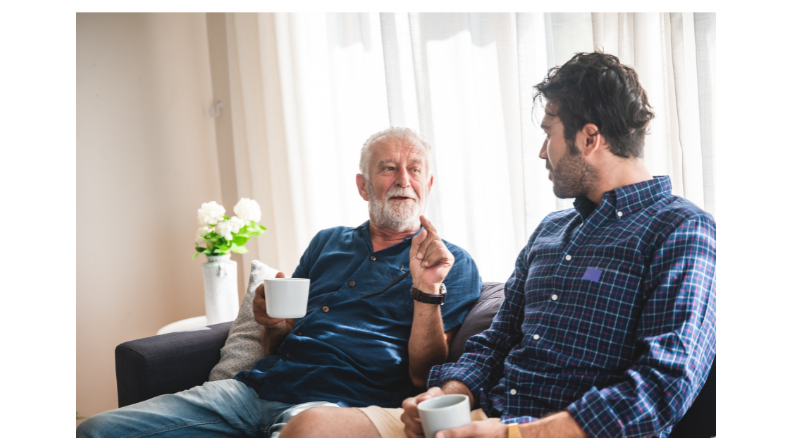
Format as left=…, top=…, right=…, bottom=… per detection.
left=252, top=271, right=291, bottom=327
left=401, top=387, right=447, bottom=438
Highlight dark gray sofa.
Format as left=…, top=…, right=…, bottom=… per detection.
left=115, top=282, right=715, bottom=437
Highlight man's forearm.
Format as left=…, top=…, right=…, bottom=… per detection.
left=260, top=323, right=292, bottom=357
left=407, top=301, right=447, bottom=388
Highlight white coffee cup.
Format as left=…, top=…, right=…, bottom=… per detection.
left=417, top=394, right=472, bottom=438
left=263, top=278, right=310, bottom=318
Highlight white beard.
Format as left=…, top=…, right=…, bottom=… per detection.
left=367, top=182, right=427, bottom=232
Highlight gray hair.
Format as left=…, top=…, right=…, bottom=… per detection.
left=359, top=127, right=433, bottom=180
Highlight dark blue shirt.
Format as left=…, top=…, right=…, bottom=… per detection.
left=235, top=221, right=482, bottom=408
left=429, top=176, right=716, bottom=437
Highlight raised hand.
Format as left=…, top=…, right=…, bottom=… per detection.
left=409, top=216, right=454, bottom=294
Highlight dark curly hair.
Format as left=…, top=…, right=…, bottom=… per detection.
left=533, top=52, right=654, bottom=158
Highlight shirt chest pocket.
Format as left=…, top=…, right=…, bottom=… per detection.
left=358, top=265, right=414, bottom=324
left=559, top=261, right=645, bottom=364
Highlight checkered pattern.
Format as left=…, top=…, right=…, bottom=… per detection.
left=428, top=176, right=716, bottom=438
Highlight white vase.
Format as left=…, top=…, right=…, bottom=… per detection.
left=202, top=254, right=239, bottom=325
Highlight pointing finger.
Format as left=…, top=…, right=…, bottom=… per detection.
left=419, top=215, right=438, bottom=234
left=411, top=229, right=427, bottom=259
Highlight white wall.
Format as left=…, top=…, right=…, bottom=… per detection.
left=76, top=13, right=222, bottom=418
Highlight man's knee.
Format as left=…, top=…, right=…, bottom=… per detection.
left=279, top=407, right=325, bottom=438
left=76, top=412, right=114, bottom=438
left=280, top=407, right=380, bottom=438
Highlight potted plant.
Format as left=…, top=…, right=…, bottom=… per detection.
left=194, top=199, right=266, bottom=324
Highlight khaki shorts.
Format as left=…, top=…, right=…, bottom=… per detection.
left=359, top=406, right=494, bottom=438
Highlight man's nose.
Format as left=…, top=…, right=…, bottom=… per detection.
left=395, top=167, right=410, bottom=188
left=539, top=139, right=548, bottom=160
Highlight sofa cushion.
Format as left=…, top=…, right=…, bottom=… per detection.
left=208, top=260, right=279, bottom=381
left=447, top=282, right=505, bottom=363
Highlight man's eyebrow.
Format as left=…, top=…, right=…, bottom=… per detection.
left=377, top=158, right=394, bottom=166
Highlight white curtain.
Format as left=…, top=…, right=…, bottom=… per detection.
left=220, top=12, right=716, bottom=283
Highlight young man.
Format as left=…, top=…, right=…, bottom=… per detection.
left=77, top=128, right=482, bottom=438
left=283, top=52, right=716, bottom=438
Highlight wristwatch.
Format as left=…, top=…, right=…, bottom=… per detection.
left=507, top=423, right=522, bottom=438
left=410, top=283, right=446, bottom=305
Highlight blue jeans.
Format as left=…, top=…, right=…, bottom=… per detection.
left=76, top=379, right=337, bottom=438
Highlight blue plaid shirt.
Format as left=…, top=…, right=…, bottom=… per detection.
left=428, top=176, right=716, bottom=438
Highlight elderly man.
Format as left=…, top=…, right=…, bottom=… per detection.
left=284, top=52, right=715, bottom=438
left=77, top=127, right=482, bottom=438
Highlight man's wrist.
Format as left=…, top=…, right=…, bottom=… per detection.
left=439, top=379, right=474, bottom=407
left=414, top=282, right=442, bottom=294
left=519, top=411, right=587, bottom=438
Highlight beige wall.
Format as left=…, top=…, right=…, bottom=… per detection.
left=77, top=13, right=223, bottom=418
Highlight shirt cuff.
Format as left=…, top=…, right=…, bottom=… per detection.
left=566, top=387, right=623, bottom=438
left=500, top=416, right=535, bottom=425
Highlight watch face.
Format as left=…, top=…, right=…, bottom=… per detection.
left=440, top=283, right=446, bottom=295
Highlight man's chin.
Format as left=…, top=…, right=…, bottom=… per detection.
left=552, top=184, right=576, bottom=199
left=380, top=218, right=418, bottom=232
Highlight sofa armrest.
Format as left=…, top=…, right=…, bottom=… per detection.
left=115, top=321, right=233, bottom=408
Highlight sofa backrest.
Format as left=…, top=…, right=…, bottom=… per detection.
left=447, top=282, right=505, bottom=363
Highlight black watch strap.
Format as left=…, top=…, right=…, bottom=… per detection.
left=411, top=284, right=446, bottom=305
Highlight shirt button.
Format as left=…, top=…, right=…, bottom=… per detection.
left=617, top=211, right=623, bottom=217
left=510, top=389, right=517, bottom=395
left=285, top=353, right=293, bottom=359
left=533, top=334, right=540, bottom=340
left=348, top=281, right=356, bottom=287
left=565, top=255, right=572, bottom=261
left=295, top=331, right=302, bottom=336
left=322, top=306, right=329, bottom=313
left=370, top=255, right=377, bottom=261
left=551, top=294, right=558, bottom=301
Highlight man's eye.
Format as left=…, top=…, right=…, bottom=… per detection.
left=383, top=166, right=394, bottom=171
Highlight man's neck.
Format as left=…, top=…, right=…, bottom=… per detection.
left=586, top=157, right=653, bottom=205
left=369, top=220, right=419, bottom=253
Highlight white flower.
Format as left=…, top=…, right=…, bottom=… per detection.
left=195, top=226, right=212, bottom=246
left=215, top=217, right=245, bottom=241
left=197, top=201, right=225, bottom=226
left=233, top=198, right=262, bottom=224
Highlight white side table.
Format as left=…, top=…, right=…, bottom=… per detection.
left=156, top=316, right=209, bottom=335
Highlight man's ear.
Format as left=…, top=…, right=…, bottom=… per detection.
left=427, top=175, right=434, bottom=193
left=578, top=123, right=603, bottom=157
left=356, top=174, right=369, bottom=201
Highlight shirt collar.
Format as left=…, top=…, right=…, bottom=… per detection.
left=614, top=176, right=672, bottom=215
left=357, top=220, right=424, bottom=254
left=573, top=176, right=672, bottom=221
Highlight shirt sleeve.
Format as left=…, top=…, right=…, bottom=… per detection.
left=438, top=244, right=483, bottom=332
left=566, top=216, right=717, bottom=438
left=290, top=230, right=324, bottom=279
left=428, top=235, right=535, bottom=406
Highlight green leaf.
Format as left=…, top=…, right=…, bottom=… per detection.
left=231, top=246, right=249, bottom=254
left=258, top=224, right=267, bottom=231
left=192, top=253, right=199, bottom=259
left=233, top=235, right=249, bottom=246
left=195, top=246, right=205, bottom=253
